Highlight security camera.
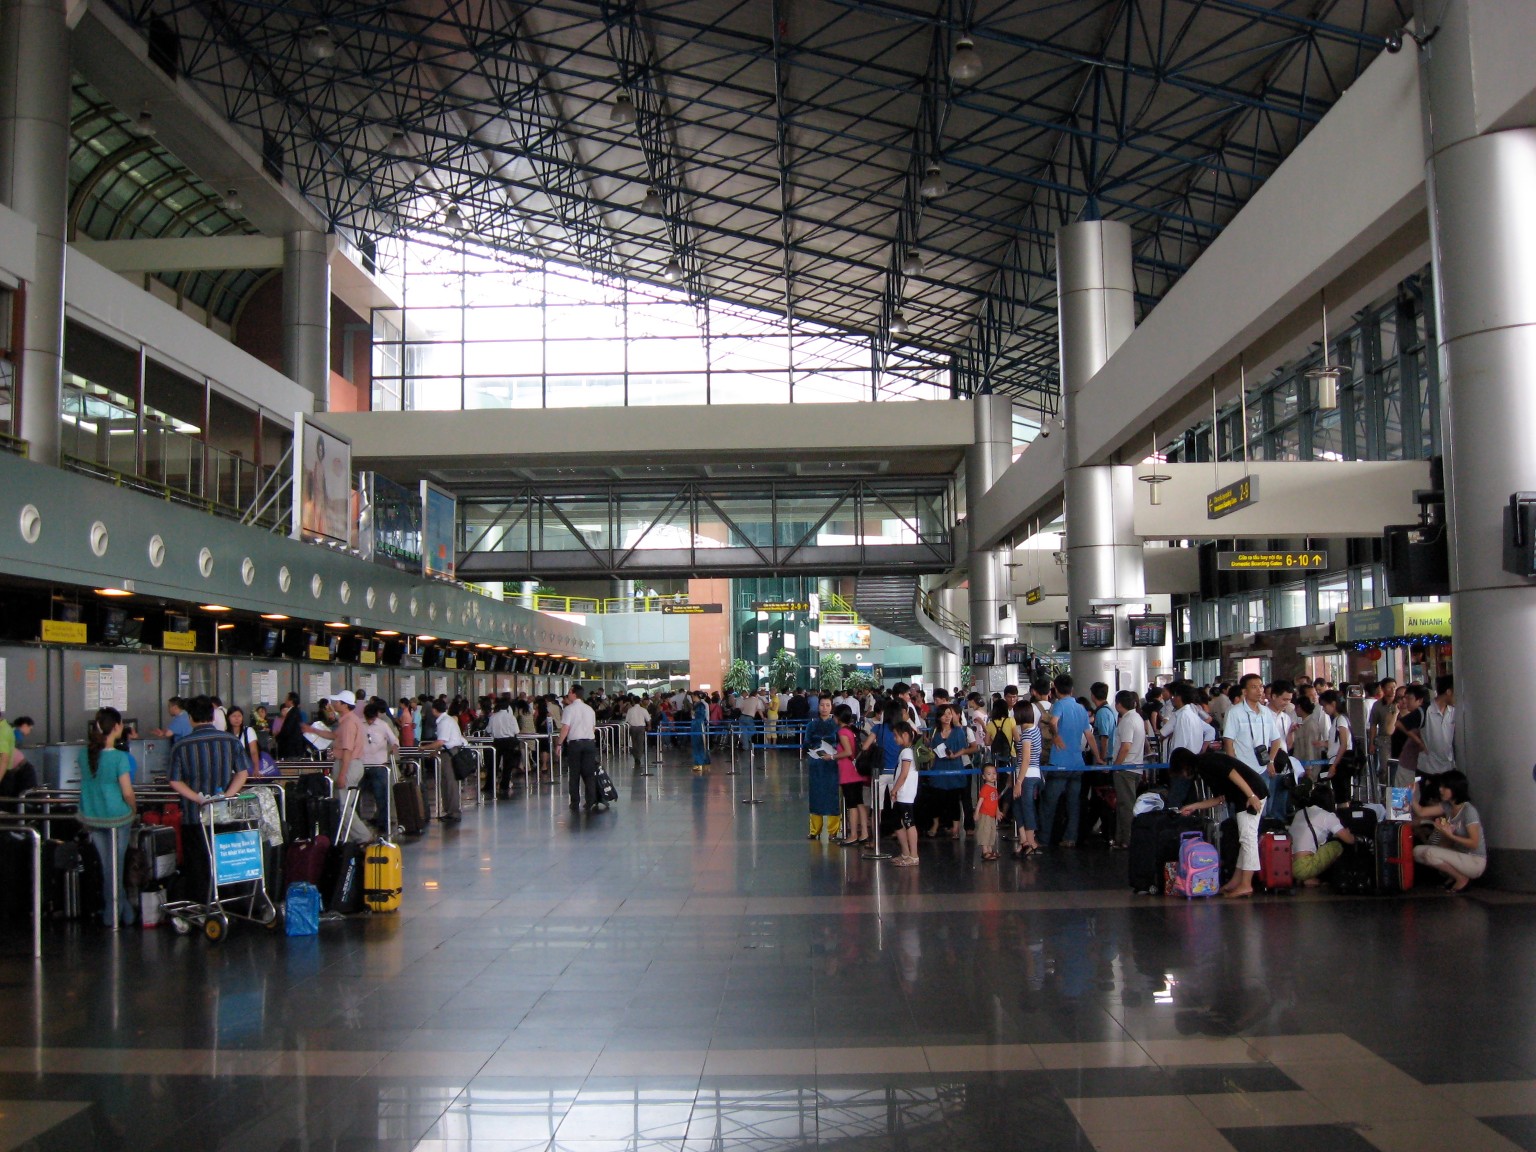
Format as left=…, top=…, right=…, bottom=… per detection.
left=1384, top=29, right=1404, bottom=53
left=1039, top=422, right=1051, bottom=438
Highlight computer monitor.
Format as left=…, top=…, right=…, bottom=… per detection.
left=1077, top=615, right=1115, bottom=649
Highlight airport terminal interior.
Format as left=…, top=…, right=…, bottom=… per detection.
left=0, top=0, right=1534, bottom=1148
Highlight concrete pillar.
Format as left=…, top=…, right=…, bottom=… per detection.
left=1418, top=0, right=1536, bottom=886
left=966, top=391, right=1017, bottom=695
left=0, top=0, right=68, bottom=465
left=1057, top=220, right=1146, bottom=694
left=921, top=584, right=962, bottom=693
left=282, top=231, right=332, bottom=406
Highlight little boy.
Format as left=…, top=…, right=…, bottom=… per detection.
left=976, top=764, right=1001, bottom=861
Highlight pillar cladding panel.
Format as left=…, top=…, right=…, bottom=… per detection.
left=282, top=231, right=332, bottom=406
left=1451, top=585, right=1536, bottom=870
left=1430, top=131, right=1536, bottom=339
left=1056, top=220, right=1136, bottom=298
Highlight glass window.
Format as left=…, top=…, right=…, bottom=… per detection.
left=466, top=377, right=542, bottom=408
left=545, top=339, right=624, bottom=375
left=1317, top=575, right=1349, bottom=622
left=546, top=375, right=624, bottom=408
left=795, top=371, right=871, bottom=403
left=464, top=341, right=542, bottom=376
left=628, top=338, right=707, bottom=374
left=628, top=374, right=706, bottom=406
left=544, top=304, right=623, bottom=341
left=711, top=371, right=789, bottom=406
left=711, top=336, right=790, bottom=372
left=464, top=307, right=543, bottom=342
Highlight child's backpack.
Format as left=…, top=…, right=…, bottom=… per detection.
left=1174, top=831, right=1220, bottom=899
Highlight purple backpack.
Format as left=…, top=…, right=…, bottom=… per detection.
left=1175, top=831, right=1220, bottom=898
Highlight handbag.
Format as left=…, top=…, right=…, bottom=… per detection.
left=451, top=747, right=478, bottom=782
left=915, top=743, right=936, bottom=770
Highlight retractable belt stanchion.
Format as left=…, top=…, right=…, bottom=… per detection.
left=740, top=734, right=762, bottom=805
left=723, top=724, right=739, bottom=776
left=862, top=772, right=893, bottom=860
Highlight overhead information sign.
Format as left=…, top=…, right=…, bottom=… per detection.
left=1024, top=587, right=1044, bottom=605
left=1207, top=475, right=1258, bottom=519
left=1218, top=550, right=1328, bottom=571
left=661, top=603, right=722, bottom=614
left=43, top=620, right=87, bottom=644
left=753, top=600, right=810, bottom=612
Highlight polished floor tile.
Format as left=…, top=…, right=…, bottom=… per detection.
left=0, top=753, right=1532, bottom=1151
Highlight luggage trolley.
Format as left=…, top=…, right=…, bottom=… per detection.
left=164, top=794, right=277, bottom=941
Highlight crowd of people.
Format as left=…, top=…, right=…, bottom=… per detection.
left=33, top=663, right=1483, bottom=927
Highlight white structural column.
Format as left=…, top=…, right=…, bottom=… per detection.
left=966, top=392, right=1017, bottom=693
left=923, top=585, right=962, bottom=692
left=1058, top=221, right=1145, bottom=693
left=1419, top=0, right=1536, bottom=886
left=282, top=231, right=332, bottom=407
left=0, top=0, right=68, bottom=464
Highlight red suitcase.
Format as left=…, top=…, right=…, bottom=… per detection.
left=284, top=835, right=332, bottom=888
left=1258, top=830, right=1293, bottom=890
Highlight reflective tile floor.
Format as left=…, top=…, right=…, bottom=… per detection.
left=3, top=752, right=1536, bottom=1151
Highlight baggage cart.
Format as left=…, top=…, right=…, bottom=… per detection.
left=163, top=795, right=276, bottom=942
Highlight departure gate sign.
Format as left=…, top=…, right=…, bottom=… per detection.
left=752, top=600, right=810, bottom=612
left=661, top=603, right=722, bottom=614
left=1218, top=550, right=1328, bottom=571
left=1207, top=475, right=1258, bottom=519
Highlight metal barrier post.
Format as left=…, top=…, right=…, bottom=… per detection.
left=723, top=725, right=739, bottom=775
left=740, top=736, right=762, bottom=806
left=109, top=825, right=120, bottom=932
left=862, top=774, right=894, bottom=860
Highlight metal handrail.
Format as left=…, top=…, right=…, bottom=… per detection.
left=0, top=429, right=27, bottom=458
left=919, top=588, right=970, bottom=642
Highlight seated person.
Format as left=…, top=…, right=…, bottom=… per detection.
left=1172, top=747, right=1268, bottom=899
left=1287, top=784, right=1356, bottom=886
left=1411, top=770, right=1484, bottom=892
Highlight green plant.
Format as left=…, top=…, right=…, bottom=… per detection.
left=769, top=647, right=800, bottom=691
left=844, top=670, right=875, bottom=693
left=723, top=657, right=753, bottom=695
left=960, top=664, right=972, bottom=688
left=818, top=651, right=845, bottom=694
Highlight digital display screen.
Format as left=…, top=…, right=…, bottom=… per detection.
left=1001, top=644, right=1029, bottom=665
left=969, top=644, right=995, bottom=666
left=1077, top=615, right=1115, bottom=649
left=1129, top=616, right=1168, bottom=647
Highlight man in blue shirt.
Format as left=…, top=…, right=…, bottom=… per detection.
left=168, top=696, right=248, bottom=900
left=152, top=697, right=193, bottom=743
left=1037, top=674, right=1101, bottom=848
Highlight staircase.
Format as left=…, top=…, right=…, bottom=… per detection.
left=852, top=576, right=965, bottom=655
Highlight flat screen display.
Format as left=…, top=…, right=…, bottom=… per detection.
left=1129, top=615, right=1168, bottom=647
left=1001, top=644, right=1029, bottom=666
left=1077, top=615, right=1115, bottom=649
left=969, top=644, right=995, bottom=666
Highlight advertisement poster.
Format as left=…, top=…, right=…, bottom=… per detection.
left=367, top=472, right=423, bottom=571
left=293, top=414, right=353, bottom=546
left=818, top=623, right=871, bottom=650
left=421, top=481, right=457, bottom=580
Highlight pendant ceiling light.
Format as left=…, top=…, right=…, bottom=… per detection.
left=918, top=163, right=948, bottom=199
left=1304, top=289, right=1346, bottom=410
left=610, top=92, right=637, bottom=127
left=949, top=37, right=985, bottom=83
left=901, top=250, right=926, bottom=278
left=661, top=257, right=684, bottom=283
left=889, top=310, right=910, bottom=336
left=640, top=186, right=664, bottom=214
left=302, top=26, right=336, bottom=62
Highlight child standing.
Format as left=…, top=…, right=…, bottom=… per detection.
left=891, top=722, right=920, bottom=867
left=976, top=764, right=1001, bottom=861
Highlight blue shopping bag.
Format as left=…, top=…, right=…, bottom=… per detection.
left=284, top=882, right=321, bottom=937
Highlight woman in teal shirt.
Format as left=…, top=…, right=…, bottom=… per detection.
left=78, top=707, right=137, bottom=927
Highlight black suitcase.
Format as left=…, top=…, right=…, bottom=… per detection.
left=138, top=826, right=178, bottom=882
left=323, top=843, right=365, bottom=914
left=595, top=766, right=619, bottom=804
left=1332, top=806, right=1380, bottom=893
left=1128, top=810, right=1203, bottom=892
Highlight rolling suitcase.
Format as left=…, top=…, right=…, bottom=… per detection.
left=323, top=843, right=365, bottom=914
left=363, top=841, right=403, bottom=913
left=1128, top=810, right=1203, bottom=893
left=137, top=826, right=178, bottom=882
left=595, top=766, right=619, bottom=804
left=284, top=834, right=331, bottom=888
left=1332, top=806, right=1379, bottom=893
left=1258, top=830, right=1293, bottom=890
left=394, top=779, right=427, bottom=836
left=1375, top=821, right=1415, bottom=893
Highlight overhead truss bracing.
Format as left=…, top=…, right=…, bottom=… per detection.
left=101, top=0, right=1405, bottom=401
left=454, top=477, right=955, bottom=580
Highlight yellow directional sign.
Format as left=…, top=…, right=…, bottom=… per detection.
left=1207, top=474, right=1258, bottom=519
left=1024, top=586, right=1044, bottom=605
left=1217, top=550, right=1329, bottom=571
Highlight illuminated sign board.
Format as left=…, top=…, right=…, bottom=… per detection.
left=1207, top=475, right=1258, bottom=519
left=1218, top=550, right=1328, bottom=571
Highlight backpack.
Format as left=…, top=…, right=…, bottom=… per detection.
left=1174, top=832, right=1220, bottom=898
left=988, top=720, right=1013, bottom=762
left=854, top=736, right=883, bottom=780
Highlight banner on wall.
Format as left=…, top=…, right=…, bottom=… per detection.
left=421, top=481, right=457, bottom=580
left=292, top=414, right=354, bottom=547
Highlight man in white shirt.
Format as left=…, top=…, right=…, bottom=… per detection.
left=559, top=685, right=602, bottom=811
left=488, top=697, right=521, bottom=797
left=420, top=700, right=467, bottom=822
left=1110, top=690, right=1146, bottom=850
left=1162, top=682, right=1215, bottom=757
left=624, top=697, right=651, bottom=771
left=1420, top=675, right=1456, bottom=777
left=1222, top=674, right=1283, bottom=778
left=1263, top=680, right=1297, bottom=819
left=736, top=688, right=765, bottom=751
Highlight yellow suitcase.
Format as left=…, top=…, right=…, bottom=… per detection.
left=363, top=841, right=402, bottom=912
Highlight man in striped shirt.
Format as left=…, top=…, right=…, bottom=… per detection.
left=169, top=695, right=249, bottom=899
